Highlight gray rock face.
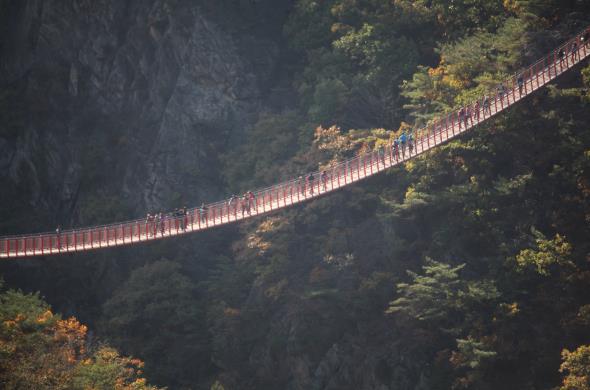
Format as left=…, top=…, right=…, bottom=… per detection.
left=0, top=0, right=280, bottom=228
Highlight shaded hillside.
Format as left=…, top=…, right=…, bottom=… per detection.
left=2, top=1, right=590, bottom=389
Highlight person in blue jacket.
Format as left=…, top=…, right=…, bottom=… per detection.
left=399, top=133, right=408, bottom=157
left=400, top=132, right=407, bottom=146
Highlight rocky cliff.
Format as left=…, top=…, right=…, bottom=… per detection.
left=0, top=0, right=287, bottom=233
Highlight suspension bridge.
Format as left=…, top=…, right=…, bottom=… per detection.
left=1, top=26, right=589, bottom=258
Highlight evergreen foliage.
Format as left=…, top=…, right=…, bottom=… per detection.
left=101, top=260, right=210, bottom=388
left=2, top=1, right=590, bottom=389
left=386, top=260, right=499, bottom=327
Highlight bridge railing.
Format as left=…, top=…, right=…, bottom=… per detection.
left=1, top=26, right=588, bottom=258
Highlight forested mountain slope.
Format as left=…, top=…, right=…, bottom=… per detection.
left=2, top=1, right=590, bottom=389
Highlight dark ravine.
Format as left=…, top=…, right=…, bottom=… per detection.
left=2, top=2, right=590, bottom=390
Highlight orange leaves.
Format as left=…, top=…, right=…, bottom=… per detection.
left=36, top=309, right=53, bottom=324
left=223, top=307, right=241, bottom=317
left=428, top=63, right=466, bottom=90
left=74, top=346, right=159, bottom=390
left=559, top=345, right=590, bottom=390
left=314, top=125, right=351, bottom=154
left=53, top=317, right=88, bottom=364
left=502, top=0, right=519, bottom=13
left=428, top=66, right=445, bottom=77
left=314, top=125, right=395, bottom=166
left=0, top=289, right=161, bottom=389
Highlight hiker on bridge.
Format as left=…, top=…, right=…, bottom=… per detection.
left=497, top=84, right=507, bottom=104
left=146, top=213, right=154, bottom=236
left=399, top=132, right=408, bottom=155
left=393, top=138, right=400, bottom=159
left=571, top=41, right=578, bottom=61
left=473, top=100, right=481, bottom=121
left=228, top=194, right=239, bottom=215
left=307, top=173, right=315, bottom=195
left=247, top=191, right=256, bottom=211
left=483, top=96, right=491, bottom=115
left=161, top=213, right=167, bottom=236
left=55, top=226, right=62, bottom=248
left=458, top=107, right=467, bottom=129
left=517, top=74, right=524, bottom=95
left=320, top=170, right=329, bottom=191
left=558, top=48, right=566, bottom=66
left=241, top=193, right=250, bottom=216
left=199, top=203, right=207, bottom=224
left=173, top=208, right=183, bottom=230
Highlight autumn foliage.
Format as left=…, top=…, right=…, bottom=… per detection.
left=0, top=282, right=161, bottom=390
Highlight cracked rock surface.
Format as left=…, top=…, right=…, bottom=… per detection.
left=0, top=0, right=282, bottom=231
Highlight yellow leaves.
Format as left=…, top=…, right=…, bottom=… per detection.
left=0, top=289, right=161, bottom=389
left=0, top=338, right=16, bottom=354
left=404, top=186, right=417, bottom=201
left=130, top=358, right=144, bottom=368
left=428, top=63, right=467, bottom=92
left=3, top=313, right=28, bottom=330
left=115, top=377, right=127, bottom=389
left=256, top=217, right=283, bottom=234
left=497, top=302, right=520, bottom=318
left=211, top=380, right=226, bottom=390
left=37, top=309, right=54, bottom=324
left=397, top=121, right=412, bottom=134
left=223, top=307, right=241, bottom=317
left=502, top=0, right=522, bottom=14
left=1, top=315, right=84, bottom=387
left=314, top=125, right=351, bottom=154
left=247, top=234, right=271, bottom=255
left=75, top=346, right=159, bottom=390
left=576, top=305, right=590, bottom=326
left=264, top=279, right=289, bottom=301
left=3, top=319, right=18, bottom=329
left=330, top=22, right=351, bottom=35
left=559, top=345, right=590, bottom=390
left=52, top=318, right=87, bottom=366
left=53, top=317, right=87, bottom=348
left=428, top=66, right=445, bottom=77
left=314, top=126, right=395, bottom=166
left=442, top=74, right=465, bottom=90
left=506, top=302, right=520, bottom=316
left=515, top=234, right=574, bottom=276
left=247, top=216, right=287, bottom=255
